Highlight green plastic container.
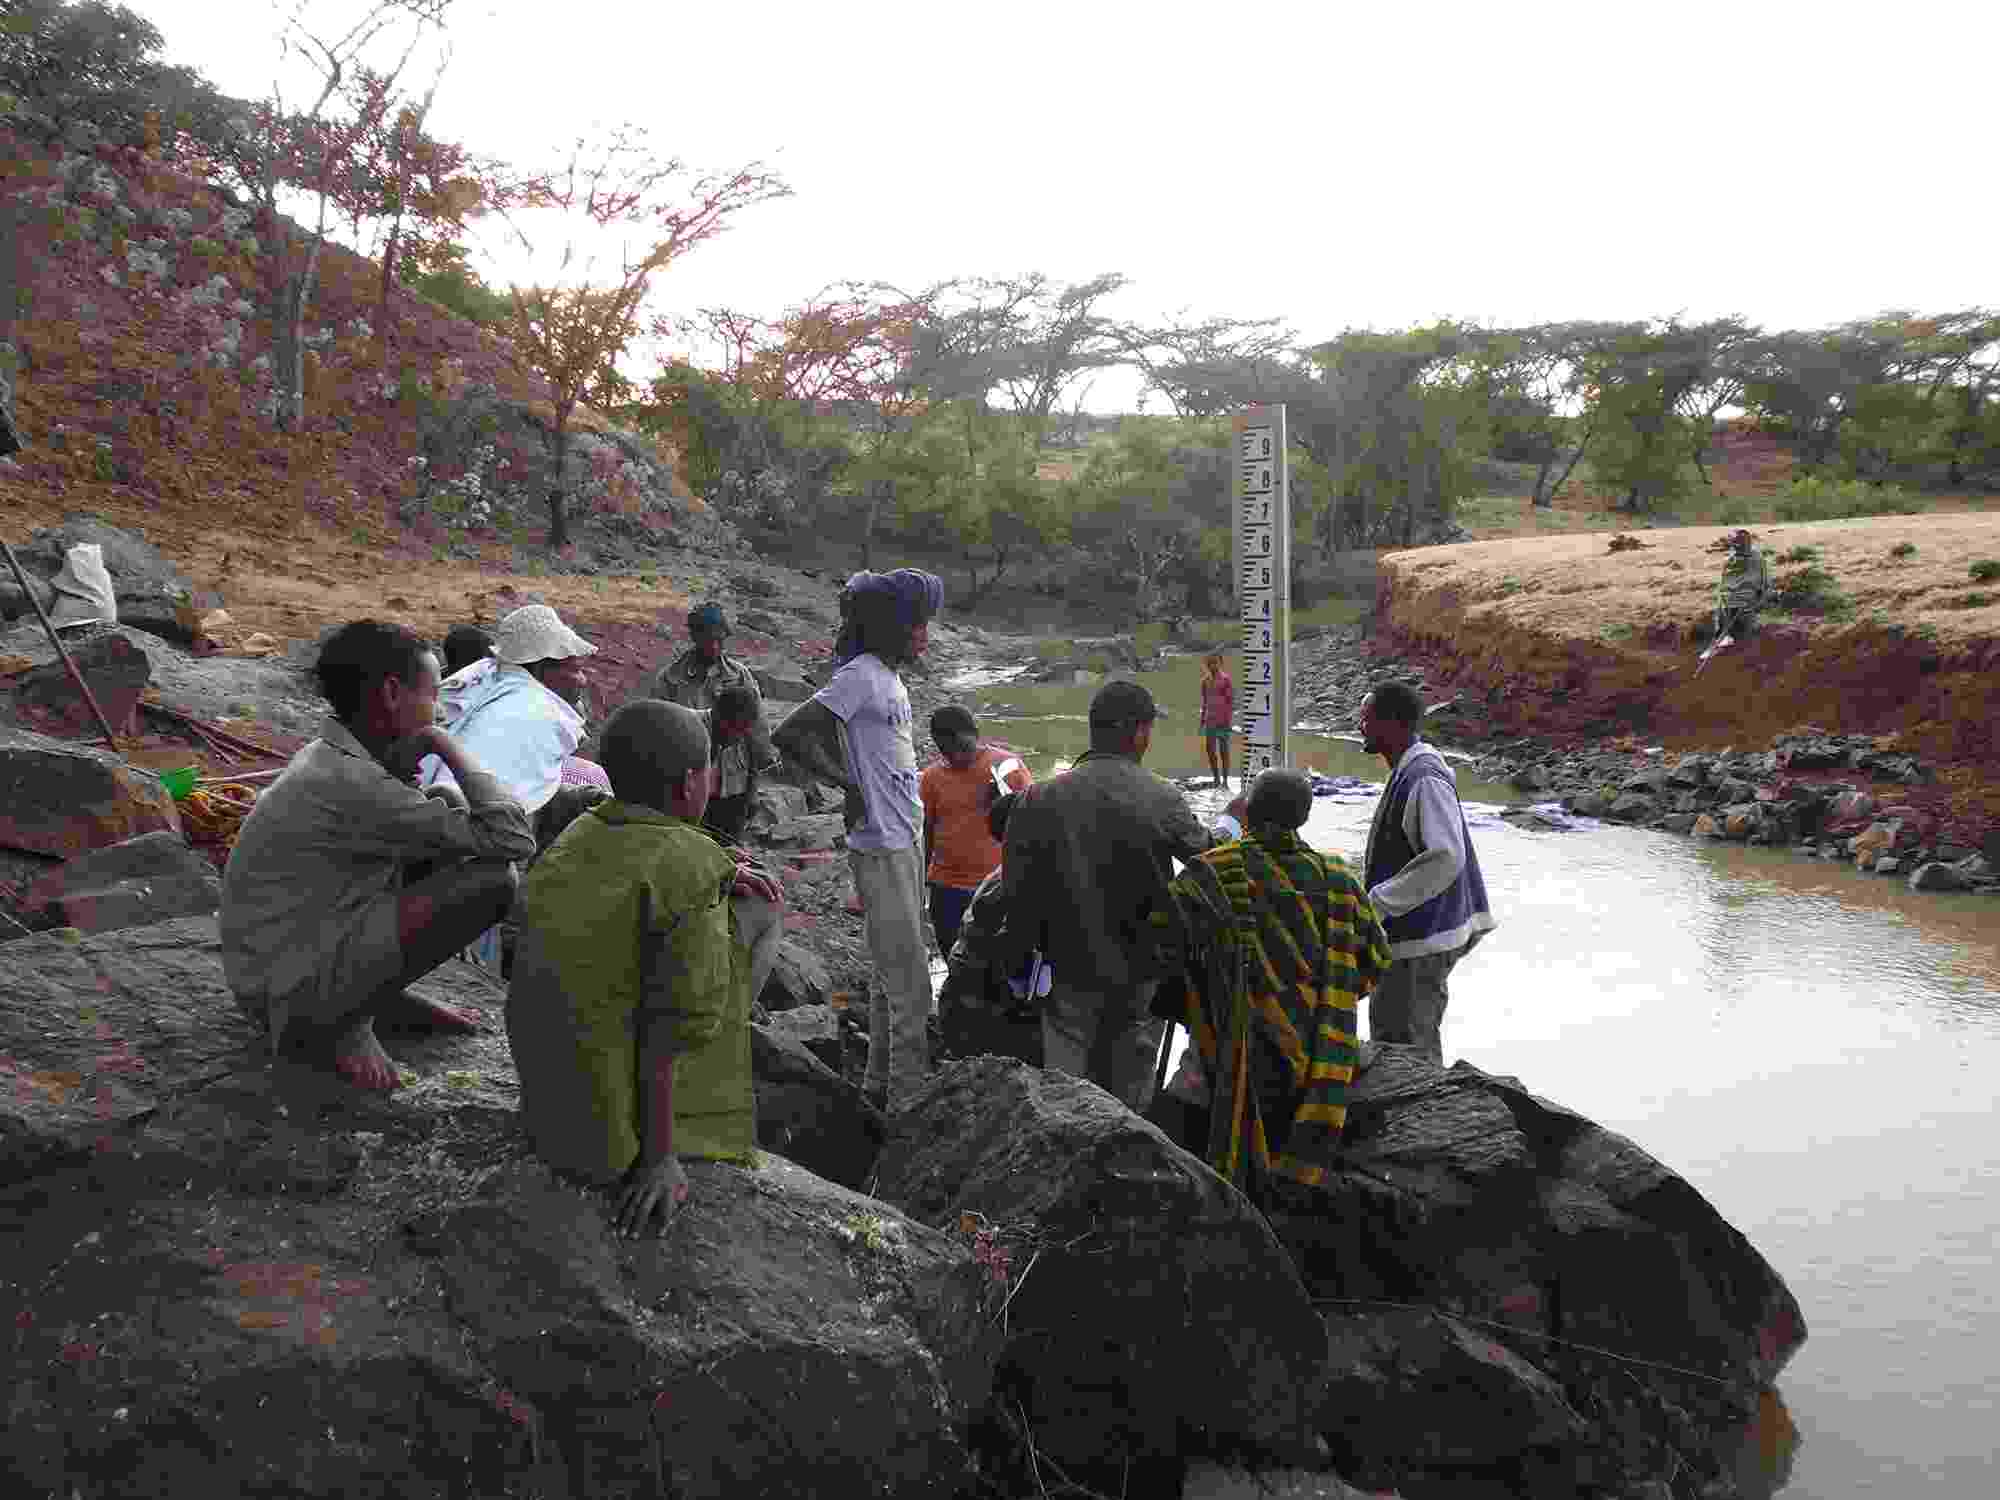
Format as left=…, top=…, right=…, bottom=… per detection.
left=158, top=766, right=199, bottom=801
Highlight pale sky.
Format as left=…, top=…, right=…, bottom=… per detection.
left=142, top=0, right=1997, bottom=411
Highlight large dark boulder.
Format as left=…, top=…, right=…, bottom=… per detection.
left=0, top=725, right=181, bottom=859
left=5, top=516, right=217, bottom=645
left=756, top=936, right=831, bottom=1011
left=750, top=1019, right=882, bottom=1190
left=9, top=630, right=152, bottom=738
left=0, top=918, right=990, bottom=1499
left=874, top=1057, right=1326, bottom=1480
left=1272, top=1047, right=1804, bottom=1494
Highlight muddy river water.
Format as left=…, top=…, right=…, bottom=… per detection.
left=952, top=658, right=1999, bottom=1498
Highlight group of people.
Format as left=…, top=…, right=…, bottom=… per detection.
left=217, top=564, right=1496, bottom=1236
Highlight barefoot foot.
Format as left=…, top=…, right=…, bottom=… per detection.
left=377, top=990, right=484, bottom=1035
left=330, top=1018, right=401, bottom=1092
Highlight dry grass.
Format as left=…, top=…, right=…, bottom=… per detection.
left=1387, top=514, right=2000, bottom=647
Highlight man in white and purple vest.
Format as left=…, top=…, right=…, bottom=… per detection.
left=1359, top=680, right=1496, bottom=1064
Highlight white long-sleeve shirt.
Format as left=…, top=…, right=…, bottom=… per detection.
left=1364, top=742, right=1469, bottom=919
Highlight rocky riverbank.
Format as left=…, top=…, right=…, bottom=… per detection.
left=1290, top=623, right=2000, bottom=897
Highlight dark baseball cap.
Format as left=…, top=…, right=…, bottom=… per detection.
left=1088, top=680, right=1158, bottom=727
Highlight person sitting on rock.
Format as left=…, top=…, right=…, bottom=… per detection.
left=657, top=602, right=777, bottom=824
left=920, top=704, right=1032, bottom=959
left=1713, top=529, right=1771, bottom=642
left=935, top=790, right=1043, bottom=1067
left=509, top=699, right=783, bottom=1237
left=440, top=622, right=495, bottom=678
left=423, top=605, right=603, bottom=832
left=1149, top=767, right=1390, bottom=1204
left=221, top=620, right=535, bottom=1091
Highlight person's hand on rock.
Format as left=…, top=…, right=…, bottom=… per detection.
left=616, top=1155, right=690, bottom=1239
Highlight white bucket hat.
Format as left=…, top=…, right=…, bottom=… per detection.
left=493, top=604, right=597, bottom=665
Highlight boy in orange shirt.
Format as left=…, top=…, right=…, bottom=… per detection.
left=920, top=705, right=1032, bottom=956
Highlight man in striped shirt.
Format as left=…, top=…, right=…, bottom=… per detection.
left=1151, top=767, right=1390, bottom=1201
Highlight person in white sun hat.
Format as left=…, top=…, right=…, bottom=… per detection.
left=423, top=604, right=599, bottom=816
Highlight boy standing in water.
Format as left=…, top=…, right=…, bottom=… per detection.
left=1199, top=653, right=1234, bottom=790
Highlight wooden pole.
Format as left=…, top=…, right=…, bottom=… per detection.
left=1, top=538, right=123, bottom=753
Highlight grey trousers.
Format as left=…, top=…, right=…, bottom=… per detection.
left=851, top=844, right=933, bottom=1107
left=734, top=891, right=783, bottom=1012
left=1369, top=944, right=1468, bottom=1065
left=1041, top=980, right=1165, bottom=1114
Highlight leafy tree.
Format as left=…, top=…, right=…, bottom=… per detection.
left=0, top=0, right=238, bottom=159
left=1118, top=311, right=1299, bottom=419
left=1067, top=417, right=1219, bottom=625
left=1573, top=317, right=1757, bottom=511
left=502, top=125, right=788, bottom=547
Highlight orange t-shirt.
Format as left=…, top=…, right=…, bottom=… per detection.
left=920, top=746, right=1034, bottom=890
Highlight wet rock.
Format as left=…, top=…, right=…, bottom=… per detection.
left=1907, top=862, right=1967, bottom=893
left=1567, top=789, right=1614, bottom=819
left=1722, top=805, right=1761, bottom=840
left=1606, top=792, right=1655, bottom=822
left=756, top=937, right=830, bottom=1012
left=875, top=1057, right=1326, bottom=1476
left=1666, top=754, right=1714, bottom=788
left=8, top=630, right=152, bottom=738
left=1619, top=769, right=1669, bottom=796
left=1272, top=1047, right=1805, bottom=1395
left=0, top=725, right=181, bottom=858
left=1873, top=856, right=1903, bottom=877
left=1657, top=812, right=1698, bottom=835
left=1776, top=738, right=1847, bottom=771
left=750, top=1019, right=881, bottom=1190
left=1317, top=1306, right=1584, bottom=1470
left=1936, top=844, right=1977, bottom=866
left=1985, top=829, right=2000, bottom=871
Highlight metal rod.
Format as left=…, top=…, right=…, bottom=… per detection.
left=0, top=538, right=122, bottom=753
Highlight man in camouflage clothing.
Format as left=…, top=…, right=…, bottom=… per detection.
left=1714, top=529, right=1771, bottom=642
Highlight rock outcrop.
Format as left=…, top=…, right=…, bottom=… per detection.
left=0, top=724, right=181, bottom=858
left=0, top=918, right=988, bottom=1499
left=875, top=1058, right=1327, bottom=1485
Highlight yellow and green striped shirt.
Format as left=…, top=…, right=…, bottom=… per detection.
left=1153, top=828, right=1389, bottom=1194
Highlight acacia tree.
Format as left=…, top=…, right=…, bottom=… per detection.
left=503, top=126, right=788, bottom=547
left=227, top=0, right=450, bottom=431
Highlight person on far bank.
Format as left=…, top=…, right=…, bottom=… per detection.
left=999, top=679, right=1215, bottom=1113
left=772, top=567, right=944, bottom=1113
left=921, top=704, right=1033, bottom=958
left=1357, top=680, right=1496, bottom=1065
left=1199, top=653, right=1234, bottom=790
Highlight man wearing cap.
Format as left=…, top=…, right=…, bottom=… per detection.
left=772, top=567, right=943, bottom=1111
left=656, top=603, right=777, bottom=827
left=920, top=705, right=1033, bottom=959
left=999, top=678, right=1213, bottom=1112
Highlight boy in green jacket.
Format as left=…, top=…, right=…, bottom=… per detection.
left=510, top=699, right=780, bottom=1237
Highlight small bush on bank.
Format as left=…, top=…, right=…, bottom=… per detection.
left=1771, top=563, right=1853, bottom=617
left=1772, top=475, right=1924, bottom=522
left=1890, top=542, right=1917, bottom=559
left=1779, top=545, right=1820, bottom=564
left=1969, top=559, right=2000, bottom=583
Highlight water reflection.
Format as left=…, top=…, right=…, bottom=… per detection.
left=957, top=711, right=1999, bottom=1496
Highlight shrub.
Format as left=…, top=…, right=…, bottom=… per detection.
left=188, top=235, right=224, bottom=261
left=1712, top=500, right=1751, bottom=526
left=1890, top=542, right=1917, bottom=559
left=1773, top=475, right=1923, bottom=522
left=1779, top=545, right=1820, bottom=564
left=1969, top=559, right=2000, bottom=583
left=1770, top=564, right=1852, bottom=617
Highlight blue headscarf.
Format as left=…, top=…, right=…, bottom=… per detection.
left=832, top=568, right=943, bottom=667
